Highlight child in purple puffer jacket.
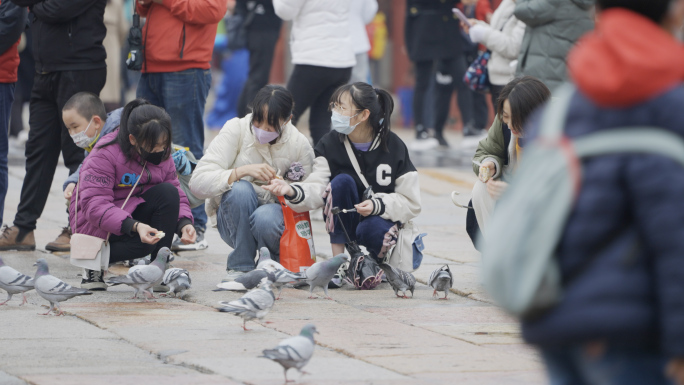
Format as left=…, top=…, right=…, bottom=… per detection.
left=70, top=99, right=196, bottom=290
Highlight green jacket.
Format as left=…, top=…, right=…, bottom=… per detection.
left=514, top=0, right=594, bottom=92
left=473, top=116, right=508, bottom=180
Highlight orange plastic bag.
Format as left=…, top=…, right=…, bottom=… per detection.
left=278, top=196, right=316, bottom=272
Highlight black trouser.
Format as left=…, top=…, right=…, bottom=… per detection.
left=109, top=183, right=179, bottom=263
left=414, top=57, right=472, bottom=136
left=490, top=84, right=505, bottom=115
left=287, top=64, right=351, bottom=145
left=237, top=29, right=281, bottom=117
left=14, top=68, right=106, bottom=232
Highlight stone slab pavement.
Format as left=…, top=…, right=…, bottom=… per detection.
left=0, top=161, right=546, bottom=385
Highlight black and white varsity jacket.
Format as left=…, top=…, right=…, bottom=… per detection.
left=287, top=131, right=421, bottom=224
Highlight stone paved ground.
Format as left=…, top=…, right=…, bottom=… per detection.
left=0, top=132, right=546, bottom=385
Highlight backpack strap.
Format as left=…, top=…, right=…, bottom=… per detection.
left=539, top=83, right=577, bottom=141
left=574, top=128, right=684, bottom=168
left=344, top=138, right=370, bottom=188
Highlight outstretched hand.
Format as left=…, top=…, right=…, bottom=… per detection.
left=263, top=178, right=295, bottom=197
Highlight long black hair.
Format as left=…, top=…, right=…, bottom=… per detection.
left=99, top=98, right=172, bottom=161
left=330, top=82, right=395, bottom=151
left=249, top=84, right=294, bottom=137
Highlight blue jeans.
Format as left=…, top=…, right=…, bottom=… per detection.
left=327, top=174, right=396, bottom=260
left=0, top=83, right=15, bottom=224
left=541, top=345, right=673, bottom=385
left=136, top=68, right=211, bottom=231
left=216, top=180, right=284, bottom=272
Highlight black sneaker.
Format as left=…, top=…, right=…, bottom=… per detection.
left=434, top=133, right=450, bottom=148
left=328, top=261, right=349, bottom=289
left=81, top=269, right=107, bottom=291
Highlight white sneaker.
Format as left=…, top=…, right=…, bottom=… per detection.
left=409, top=137, right=439, bottom=152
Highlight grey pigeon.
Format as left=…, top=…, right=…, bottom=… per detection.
left=302, top=254, right=350, bottom=300
left=218, top=278, right=275, bottom=331
left=256, top=247, right=286, bottom=273
left=33, top=258, right=92, bottom=316
left=161, top=268, right=191, bottom=298
left=214, top=269, right=275, bottom=291
left=106, top=247, right=170, bottom=300
left=379, top=263, right=416, bottom=299
left=0, top=256, right=34, bottom=306
left=428, top=265, right=453, bottom=299
left=260, top=323, right=318, bottom=382
left=270, top=268, right=306, bottom=300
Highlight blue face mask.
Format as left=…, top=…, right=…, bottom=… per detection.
left=330, top=110, right=361, bottom=135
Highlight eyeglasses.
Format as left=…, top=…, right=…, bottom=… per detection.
left=330, top=102, right=360, bottom=115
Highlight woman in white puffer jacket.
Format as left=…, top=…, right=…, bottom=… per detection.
left=190, top=85, right=314, bottom=283
left=274, top=0, right=356, bottom=146
left=465, top=0, right=526, bottom=110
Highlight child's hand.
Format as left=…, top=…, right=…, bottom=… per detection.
left=479, top=161, right=496, bottom=182
left=263, top=179, right=295, bottom=197
left=64, top=183, right=76, bottom=199
left=137, top=223, right=161, bottom=245
left=180, top=224, right=196, bottom=244
left=239, top=163, right=276, bottom=182
left=354, top=200, right=374, bottom=217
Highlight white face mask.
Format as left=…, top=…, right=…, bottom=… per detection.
left=331, top=110, right=361, bottom=135
left=70, top=118, right=97, bottom=149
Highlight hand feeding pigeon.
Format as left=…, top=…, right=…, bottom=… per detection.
left=302, top=254, right=350, bottom=300
left=428, top=264, right=453, bottom=299
left=217, top=277, right=275, bottom=331
left=161, top=268, right=191, bottom=298
left=33, top=258, right=92, bottom=316
left=379, top=263, right=416, bottom=299
left=0, top=256, right=35, bottom=306
left=256, top=247, right=286, bottom=273
left=106, top=248, right=170, bottom=300
left=214, top=269, right=276, bottom=291
left=260, top=323, right=318, bottom=383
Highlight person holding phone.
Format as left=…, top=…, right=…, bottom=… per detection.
left=70, top=99, right=196, bottom=290
left=460, top=0, right=527, bottom=111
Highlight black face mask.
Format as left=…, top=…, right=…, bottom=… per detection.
left=139, top=147, right=166, bottom=165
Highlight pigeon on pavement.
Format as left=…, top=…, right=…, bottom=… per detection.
left=379, top=263, right=416, bottom=299
left=270, top=269, right=306, bottom=300
left=217, top=277, right=275, bottom=331
left=161, top=268, right=191, bottom=298
left=106, top=247, right=170, bottom=300
left=302, top=254, right=350, bottom=300
left=33, top=258, right=92, bottom=316
left=428, top=265, right=453, bottom=299
left=256, top=247, right=286, bottom=273
left=0, top=256, right=34, bottom=306
left=214, top=269, right=276, bottom=291
left=260, top=323, right=318, bottom=382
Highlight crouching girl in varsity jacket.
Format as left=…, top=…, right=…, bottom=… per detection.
left=265, top=82, right=421, bottom=261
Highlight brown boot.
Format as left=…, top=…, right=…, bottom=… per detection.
left=45, top=227, right=71, bottom=252
left=0, top=225, right=36, bottom=251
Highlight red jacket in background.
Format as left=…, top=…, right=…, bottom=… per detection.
left=0, top=39, right=20, bottom=84
left=137, top=0, right=227, bottom=74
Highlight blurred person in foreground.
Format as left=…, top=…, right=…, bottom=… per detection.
left=520, top=0, right=684, bottom=384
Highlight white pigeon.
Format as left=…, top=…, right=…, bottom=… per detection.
left=217, top=277, right=275, bottom=331
left=33, top=258, right=92, bottom=316
left=0, top=256, right=34, bottom=306
left=106, top=248, right=170, bottom=300
left=256, top=247, right=286, bottom=273
left=161, top=268, right=191, bottom=298
left=260, top=324, right=318, bottom=383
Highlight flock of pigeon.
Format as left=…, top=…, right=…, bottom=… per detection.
left=0, top=246, right=455, bottom=383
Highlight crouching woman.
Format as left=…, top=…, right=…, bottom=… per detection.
left=70, top=99, right=196, bottom=290
left=265, top=82, right=421, bottom=263
left=189, top=85, right=314, bottom=283
left=471, top=76, right=551, bottom=233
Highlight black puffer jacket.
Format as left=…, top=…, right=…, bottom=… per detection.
left=10, top=0, right=106, bottom=73
left=404, top=0, right=462, bottom=62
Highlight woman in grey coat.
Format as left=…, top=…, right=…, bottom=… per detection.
left=514, top=0, right=594, bottom=92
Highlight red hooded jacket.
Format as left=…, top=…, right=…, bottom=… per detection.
left=137, top=0, right=227, bottom=74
